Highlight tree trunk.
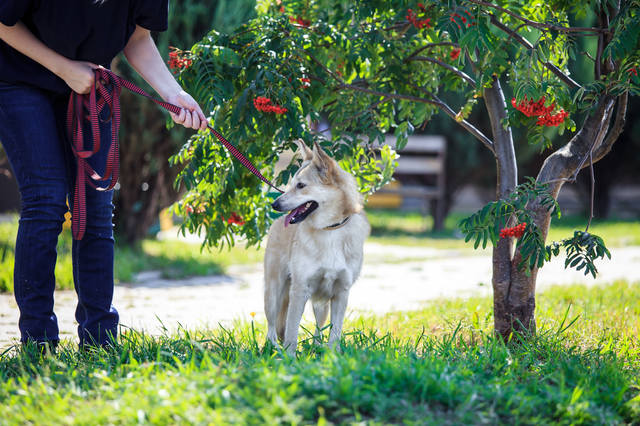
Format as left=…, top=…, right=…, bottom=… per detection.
left=495, top=92, right=625, bottom=339
left=484, top=77, right=530, bottom=339
left=483, top=75, right=627, bottom=339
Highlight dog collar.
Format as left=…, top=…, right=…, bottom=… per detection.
left=324, top=216, right=351, bottom=230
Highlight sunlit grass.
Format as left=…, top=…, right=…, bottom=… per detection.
left=366, top=208, right=640, bottom=248
left=1, top=281, right=638, bottom=424
left=0, top=217, right=261, bottom=292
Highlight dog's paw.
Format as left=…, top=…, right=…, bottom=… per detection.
left=328, top=341, right=343, bottom=354
left=262, top=339, right=278, bottom=355
left=282, top=341, right=298, bottom=357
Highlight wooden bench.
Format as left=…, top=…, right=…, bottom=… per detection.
left=374, top=135, right=447, bottom=230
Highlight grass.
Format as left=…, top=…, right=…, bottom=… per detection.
left=366, top=208, right=640, bottom=248
left=1, top=281, right=639, bottom=424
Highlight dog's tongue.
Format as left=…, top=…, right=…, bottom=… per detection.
left=284, top=205, right=304, bottom=227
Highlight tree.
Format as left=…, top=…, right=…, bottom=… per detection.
left=170, top=0, right=639, bottom=338
left=113, top=0, right=256, bottom=243
left=575, top=95, right=640, bottom=218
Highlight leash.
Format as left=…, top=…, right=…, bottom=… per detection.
left=67, top=68, right=283, bottom=240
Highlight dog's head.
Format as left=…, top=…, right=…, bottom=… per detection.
left=271, top=140, right=363, bottom=228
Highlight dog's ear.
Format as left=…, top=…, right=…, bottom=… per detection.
left=312, top=141, right=338, bottom=183
left=312, top=141, right=329, bottom=169
left=294, top=139, right=313, bottom=161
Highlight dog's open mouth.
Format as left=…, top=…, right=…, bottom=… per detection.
left=284, top=201, right=318, bottom=227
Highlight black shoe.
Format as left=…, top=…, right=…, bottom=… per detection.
left=20, top=340, right=58, bottom=356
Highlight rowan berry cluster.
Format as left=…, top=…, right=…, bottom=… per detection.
left=511, top=96, right=569, bottom=127
left=450, top=48, right=461, bottom=60
left=300, top=77, right=311, bottom=88
left=511, top=96, right=553, bottom=117
left=406, top=4, right=431, bottom=29
left=629, top=67, right=638, bottom=76
left=253, top=97, right=288, bottom=115
left=536, top=109, right=569, bottom=127
left=167, top=47, right=192, bottom=71
left=500, top=222, right=527, bottom=239
left=184, top=204, right=204, bottom=214
left=289, top=15, right=311, bottom=27
left=226, top=212, right=245, bottom=226
left=450, top=10, right=476, bottom=29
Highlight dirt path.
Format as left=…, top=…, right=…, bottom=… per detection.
left=2, top=243, right=640, bottom=350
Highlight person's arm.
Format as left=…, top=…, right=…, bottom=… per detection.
left=124, top=25, right=207, bottom=131
left=0, top=21, right=97, bottom=93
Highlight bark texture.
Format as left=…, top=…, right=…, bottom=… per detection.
left=484, top=78, right=529, bottom=339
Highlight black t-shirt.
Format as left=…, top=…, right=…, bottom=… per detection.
left=0, top=0, right=169, bottom=94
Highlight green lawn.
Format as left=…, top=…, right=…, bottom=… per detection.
left=0, top=217, right=262, bottom=293
left=367, top=208, right=640, bottom=248
left=1, top=281, right=638, bottom=424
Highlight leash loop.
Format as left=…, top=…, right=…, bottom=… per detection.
left=67, top=68, right=283, bottom=240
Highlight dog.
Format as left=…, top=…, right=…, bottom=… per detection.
left=264, top=140, right=370, bottom=354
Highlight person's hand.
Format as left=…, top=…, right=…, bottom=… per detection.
left=166, top=90, right=208, bottom=131
left=58, top=60, right=99, bottom=94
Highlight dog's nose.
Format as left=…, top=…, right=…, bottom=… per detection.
left=271, top=199, right=281, bottom=211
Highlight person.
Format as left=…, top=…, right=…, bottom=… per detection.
left=0, top=0, right=207, bottom=349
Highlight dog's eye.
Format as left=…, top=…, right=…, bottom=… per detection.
left=296, top=182, right=306, bottom=189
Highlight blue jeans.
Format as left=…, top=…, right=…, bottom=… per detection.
left=0, top=82, right=119, bottom=346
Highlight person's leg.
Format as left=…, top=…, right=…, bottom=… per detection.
left=72, top=188, right=119, bottom=347
left=0, top=83, right=70, bottom=345
left=60, top=99, right=119, bottom=347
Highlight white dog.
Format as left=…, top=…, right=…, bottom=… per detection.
left=264, top=140, right=370, bottom=354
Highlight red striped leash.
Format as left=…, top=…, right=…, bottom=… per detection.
left=67, top=68, right=283, bottom=240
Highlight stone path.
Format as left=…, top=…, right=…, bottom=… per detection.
left=2, top=243, right=640, bottom=350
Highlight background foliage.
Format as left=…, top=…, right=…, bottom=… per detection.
left=171, top=0, right=639, bottom=252
left=113, top=0, right=256, bottom=243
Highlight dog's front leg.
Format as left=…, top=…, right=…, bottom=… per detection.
left=283, top=284, right=310, bottom=355
left=328, top=289, right=350, bottom=350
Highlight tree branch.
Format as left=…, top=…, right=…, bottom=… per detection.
left=537, top=96, right=616, bottom=193
left=484, top=76, right=518, bottom=317
left=409, top=84, right=494, bottom=152
left=336, top=82, right=440, bottom=106
left=595, top=31, right=603, bottom=80
left=489, top=16, right=582, bottom=90
left=315, top=98, right=392, bottom=135
left=305, top=49, right=494, bottom=152
left=484, top=77, right=517, bottom=197
left=404, top=42, right=459, bottom=62
left=465, top=49, right=481, bottom=74
left=303, top=49, right=346, bottom=85
left=305, top=50, right=440, bottom=107
left=467, top=0, right=606, bottom=34
left=430, top=94, right=495, bottom=153
left=408, top=56, right=476, bottom=85
left=593, top=92, right=628, bottom=163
